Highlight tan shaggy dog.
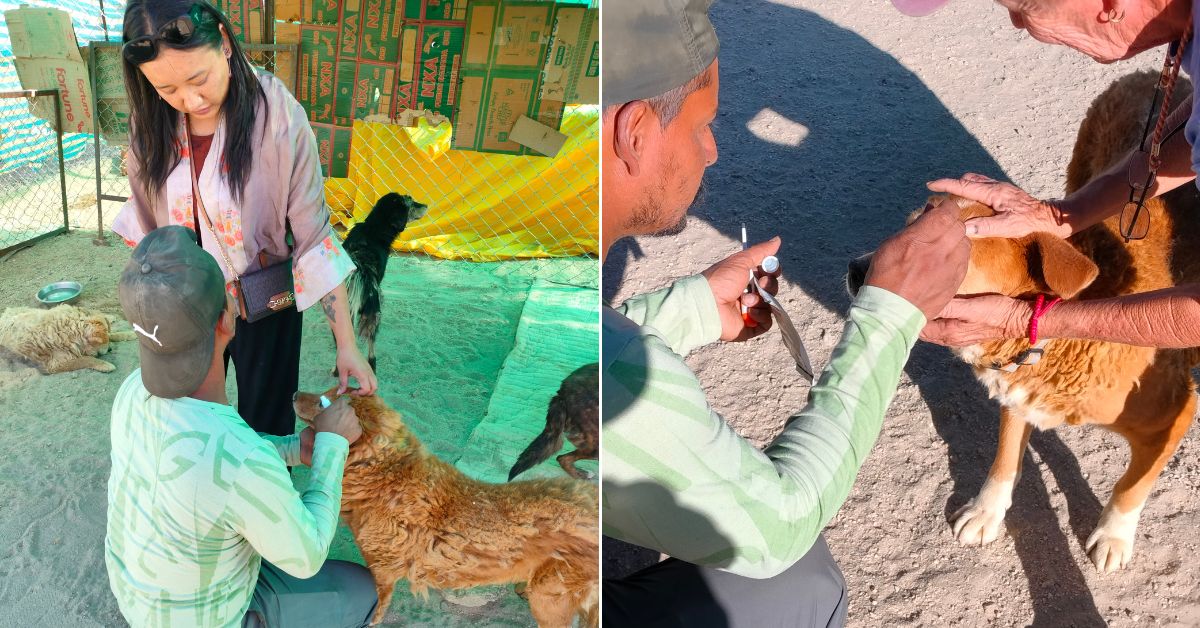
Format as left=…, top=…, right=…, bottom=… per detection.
left=292, top=388, right=599, bottom=627
left=848, top=70, right=1200, bottom=573
left=0, top=305, right=135, bottom=374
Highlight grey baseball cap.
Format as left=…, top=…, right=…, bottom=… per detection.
left=119, top=225, right=227, bottom=399
left=891, top=0, right=952, bottom=16
left=602, top=0, right=720, bottom=106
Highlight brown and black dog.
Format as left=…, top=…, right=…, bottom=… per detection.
left=847, top=70, right=1200, bottom=572
left=292, top=388, right=598, bottom=626
left=508, top=363, right=599, bottom=481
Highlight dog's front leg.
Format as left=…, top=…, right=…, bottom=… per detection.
left=44, top=355, right=116, bottom=374
left=951, top=407, right=1032, bottom=546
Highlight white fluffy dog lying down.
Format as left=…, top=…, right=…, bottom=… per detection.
left=0, top=305, right=135, bottom=374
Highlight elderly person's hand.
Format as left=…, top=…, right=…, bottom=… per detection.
left=920, top=294, right=1032, bottom=346
left=863, top=198, right=971, bottom=321
left=701, top=237, right=783, bottom=342
left=927, top=173, right=1068, bottom=240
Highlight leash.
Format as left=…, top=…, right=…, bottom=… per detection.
left=1122, top=22, right=1194, bottom=242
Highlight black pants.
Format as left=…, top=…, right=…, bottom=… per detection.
left=225, top=306, right=303, bottom=436
left=603, top=535, right=848, bottom=628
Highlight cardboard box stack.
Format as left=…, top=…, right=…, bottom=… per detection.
left=4, top=6, right=95, bottom=134
left=540, top=0, right=597, bottom=105
left=446, top=0, right=597, bottom=156
left=215, top=0, right=270, bottom=43
left=90, top=45, right=131, bottom=143
left=402, top=1, right=467, bottom=121
left=453, top=0, right=559, bottom=156
left=279, top=0, right=410, bottom=176
left=277, top=0, right=597, bottom=169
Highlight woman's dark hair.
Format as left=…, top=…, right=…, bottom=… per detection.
left=122, top=0, right=266, bottom=204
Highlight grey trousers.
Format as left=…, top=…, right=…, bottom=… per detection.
left=242, top=559, right=378, bottom=628
left=603, top=535, right=848, bottom=628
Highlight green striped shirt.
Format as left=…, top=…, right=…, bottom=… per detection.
left=104, top=370, right=348, bottom=627
left=602, top=276, right=924, bottom=578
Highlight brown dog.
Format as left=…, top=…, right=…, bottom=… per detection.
left=292, top=388, right=599, bottom=626
left=0, top=305, right=135, bottom=374
left=508, top=363, right=599, bottom=481
left=847, top=70, right=1200, bottom=572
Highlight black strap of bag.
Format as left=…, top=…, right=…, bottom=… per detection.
left=187, top=123, right=295, bottom=322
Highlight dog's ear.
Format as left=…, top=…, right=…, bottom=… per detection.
left=908, top=194, right=977, bottom=225
left=85, top=317, right=110, bottom=346
left=1030, top=232, right=1098, bottom=299
left=907, top=195, right=946, bottom=225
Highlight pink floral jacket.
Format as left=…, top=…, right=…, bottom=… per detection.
left=113, top=71, right=354, bottom=312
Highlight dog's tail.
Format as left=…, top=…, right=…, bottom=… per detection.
left=508, top=400, right=568, bottom=481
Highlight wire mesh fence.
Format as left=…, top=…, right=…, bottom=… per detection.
left=329, top=108, right=599, bottom=289
left=0, top=89, right=69, bottom=256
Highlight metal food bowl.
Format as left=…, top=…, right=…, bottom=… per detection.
left=36, top=281, right=82, bottom=306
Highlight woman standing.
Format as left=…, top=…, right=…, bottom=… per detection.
left=114, top=0, right=377, bottom=436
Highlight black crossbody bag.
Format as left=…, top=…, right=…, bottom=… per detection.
left=188, top=133, right=295, bottom=323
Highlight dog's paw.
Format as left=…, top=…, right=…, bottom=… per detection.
left=950, top=499, right=1007, bottom=546
left=1086, top=505, right=1141, bottom=573
left=950, top=476, right=1014, bottom=547
left=1086, top=533, right=1133, bottom=573
left=92, top=360, right=116, bottom=373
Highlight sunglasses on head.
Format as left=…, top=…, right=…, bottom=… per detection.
left=122, top=4, right=209, bottom=65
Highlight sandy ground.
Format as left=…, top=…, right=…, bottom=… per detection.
left=0, top=230, right=597, bottom=627
left=603, top=1, right=1200, bottom=627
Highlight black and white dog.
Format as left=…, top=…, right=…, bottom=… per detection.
left=339, top=193, right=429, bottom=373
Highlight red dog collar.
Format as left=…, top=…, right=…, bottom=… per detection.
left=1028, top=294, right=1061, bottom=345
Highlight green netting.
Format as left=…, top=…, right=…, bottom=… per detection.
left=454, top=279, right=599, bottom=483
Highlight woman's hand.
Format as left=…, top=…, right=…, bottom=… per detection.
left=701, top=237, right=783, bottom=342
left=921, top=294, right=1032, bottom=347
left=336, top=343, right=378, bottom=396
left=927, top=173, right=1070, bottom=239
left=321, top=285, right=377, bottom=396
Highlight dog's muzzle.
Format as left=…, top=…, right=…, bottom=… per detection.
left=846, top=253, right=873, bottom=297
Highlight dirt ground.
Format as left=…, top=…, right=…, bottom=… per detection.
left=603, top=1, right=1200, bottom=627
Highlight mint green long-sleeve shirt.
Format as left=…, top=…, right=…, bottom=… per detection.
left=104, top=370, right=348, bottom=627
left=602, top=275, right=924, bottom=579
